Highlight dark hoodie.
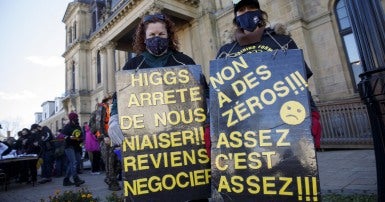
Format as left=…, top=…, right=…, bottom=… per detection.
left=216, top=26, right=313, bottom=79
left=40, top=126, right=55, bottom=152
left=62, top=122, right=83, bottom=153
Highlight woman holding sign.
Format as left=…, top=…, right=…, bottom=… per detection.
left=108, top=13, right=198, bottom=145
left=215, top=0, right=321, bottom=149
left=109, top=12, right=203, bottom=144
left=108, top=13, right=197, bottom=159
left=108, top=12, right=210, bottom=201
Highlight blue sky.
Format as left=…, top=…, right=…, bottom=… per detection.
left=0, top=0, right=72, bottom=136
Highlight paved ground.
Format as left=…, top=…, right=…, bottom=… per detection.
left=0, top=149, right=377, bottom=201
left=317, top=149, right=377, bottom=195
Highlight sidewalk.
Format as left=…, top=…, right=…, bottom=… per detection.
left=0, top=149, right=377, bottom=201
left=0, top=170, right=119, bottom=202
left=317, top=149, right=377, bottom=195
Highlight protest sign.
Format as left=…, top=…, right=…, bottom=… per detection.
left=116, top=65, right=210, bottom=201
left=209, top=50, right=320, bottom=201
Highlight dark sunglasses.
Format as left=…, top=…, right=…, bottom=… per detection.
left=143, top=13, right=165, bottom=23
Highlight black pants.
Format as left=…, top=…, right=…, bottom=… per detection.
left=90, top=151, right=101, bottom=172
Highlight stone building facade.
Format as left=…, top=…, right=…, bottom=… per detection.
left=57, top=0, right=384, bottom=127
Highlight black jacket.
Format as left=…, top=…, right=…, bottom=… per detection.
left=216, top=28, right=317, bottom=111
left=40, top=127, right=55, bottom=152
left=216, top=28, right=313, bottom=79
left=62, top=123, right=83, bottom=152
left=123, top=51, right=196, bottom=70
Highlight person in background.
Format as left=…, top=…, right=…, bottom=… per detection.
left=25, top=124, right=41, bottom=184
left=38, top=126, right=55, bottom=184
left=53, top=129, right=67, bottom=177
left=0, top=140, right=13, bottom=185
left=61, top=112, right=85, bottom=186
left=15, top=129, right=30, bottom=155
left=0, top=140, right=12, bottom=156
left=14, top=128, right=32, bottom=183
left=0, top=137, right=17, bottom=157
left=97, top=95, right=122, bottom=191
left=84, top=122, right=102, bottom=175
left=5, top=136, right=16, bottom=150
left=310, top=92, right=322, bottom=150
left=29, top=124, right=42, bottom=156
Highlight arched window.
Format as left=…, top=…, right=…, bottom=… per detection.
left=96, top=51, right=102, bottom=84
left=335, top=0, right=363, bottom=89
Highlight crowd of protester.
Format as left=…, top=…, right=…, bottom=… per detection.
left=0, top=114, right=121, bottom=188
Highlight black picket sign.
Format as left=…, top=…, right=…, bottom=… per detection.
left=116, top=65, right=211, bottom=202
left=209, top=50, right=320, bottom=202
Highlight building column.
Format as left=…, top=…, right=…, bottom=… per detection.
left=105, top=42, right=117, bottom=94
left=100, top=47, right=108, bottom=93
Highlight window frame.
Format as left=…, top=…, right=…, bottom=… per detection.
left=334, top=0, right=363, bottom=91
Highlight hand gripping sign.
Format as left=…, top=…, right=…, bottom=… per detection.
left=209, top=50, right=320, bottom=202
left=116, top=65, right=210, bottom=202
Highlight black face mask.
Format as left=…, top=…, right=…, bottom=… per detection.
left=145, top=36, right=169, bottom=56
left=236, top=10, right=262, bottom=32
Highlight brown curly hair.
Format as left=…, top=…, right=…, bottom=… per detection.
left=132, top=13, right=180, bottom=54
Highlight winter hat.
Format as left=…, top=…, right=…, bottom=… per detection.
left=233, top=0, right=260, bottom=14
left=68, top=112, right=78, bottom=121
